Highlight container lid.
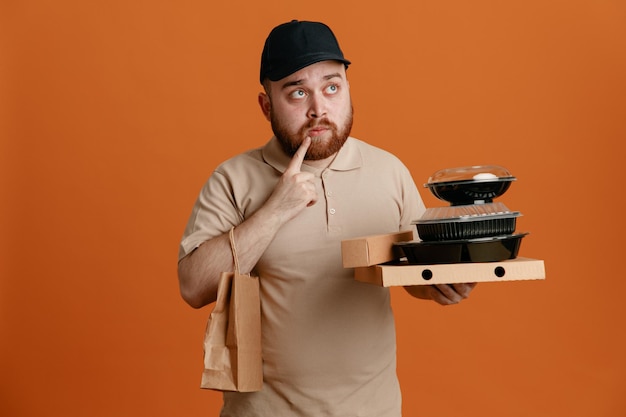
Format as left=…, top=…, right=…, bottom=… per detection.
left=425, top=165, right=516, bottom=186
left=395, top=232, right=529, bottom=246
left=413, top=202, right=521, bottom=224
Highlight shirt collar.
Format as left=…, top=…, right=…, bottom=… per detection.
left=262, top=136, right=362, bottom=175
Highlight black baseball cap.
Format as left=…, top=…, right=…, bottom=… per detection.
left=260, top=20, right=351, bottom=84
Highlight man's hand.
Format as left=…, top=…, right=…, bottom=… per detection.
left=264, top=137, right=318, bottom=224
left=404, top=283, right=477, bottom=306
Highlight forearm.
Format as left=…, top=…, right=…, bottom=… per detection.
left=177, top=205, right=284, bottom=308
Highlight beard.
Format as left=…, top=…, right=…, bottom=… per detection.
left=271, top=106, right=354, bottom=160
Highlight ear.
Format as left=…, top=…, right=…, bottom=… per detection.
left=258, top=92, right=271, bottom=121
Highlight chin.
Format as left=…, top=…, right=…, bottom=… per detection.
left=306, top=136, right=348, bottom=160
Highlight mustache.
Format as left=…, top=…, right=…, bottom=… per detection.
left=306, top=119, right=335, bottom=129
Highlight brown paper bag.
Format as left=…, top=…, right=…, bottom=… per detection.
left=200, top=227, right=263, bottom=392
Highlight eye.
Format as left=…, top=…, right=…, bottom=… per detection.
left=289, top=89, right=307, bottom=100
left=325, top=84, right=339, bottom=94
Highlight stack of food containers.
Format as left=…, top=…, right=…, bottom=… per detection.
left=395, top=165, right=528, bottom=265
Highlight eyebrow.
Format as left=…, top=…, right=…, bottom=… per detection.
left=280, top=72, right=343, bottom=90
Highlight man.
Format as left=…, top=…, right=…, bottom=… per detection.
left=178, top=20, right=476, bottom=416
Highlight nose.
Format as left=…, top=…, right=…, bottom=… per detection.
left=307, top=93, right=327, bottom=119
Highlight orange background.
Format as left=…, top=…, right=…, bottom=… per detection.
left=2, top=1, right=625, bottom=416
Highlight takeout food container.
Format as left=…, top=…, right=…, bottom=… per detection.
left=394, top=233, right=528, bottom=265
left=341, top=230, right=414, bottom=268
left=353, top=257, right=545, bottom=287
left=425, top=165, right=516, bottom=205
left=414, top=202, right=521, bottom=241
left=340, top=232, right=545, bottom=286
left=341, top=165, right=544, bottom=284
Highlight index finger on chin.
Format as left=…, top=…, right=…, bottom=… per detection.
left=285, top=137, right=311, bottom=173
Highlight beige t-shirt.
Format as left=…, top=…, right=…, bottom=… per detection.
left=179, top=137, right=425, bottom=417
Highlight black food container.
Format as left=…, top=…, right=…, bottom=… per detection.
left=408, top=165, right=528, bottom=264
left=414, top=202, right=521, bottom=241
left=425, top=165, right=516, bottom=205
left=394, top=233, right=528, bottom=265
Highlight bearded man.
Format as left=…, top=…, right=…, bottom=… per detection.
left=177, top=20, right=475, bottom=417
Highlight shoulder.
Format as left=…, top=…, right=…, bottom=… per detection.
left=215, top=146, right=263, bottom=171
left=204, top=144, right=279, bottom=204
left=348, top=137, right=410, bottom=171
left=211, top=146, right=271, bottom=183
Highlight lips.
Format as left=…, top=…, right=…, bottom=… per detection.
left=308, top=127, right=329, bottom=136
left=307, top=123, right=333, bottom=137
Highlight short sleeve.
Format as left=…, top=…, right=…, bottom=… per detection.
left=178, top=171, right=243, bottom=260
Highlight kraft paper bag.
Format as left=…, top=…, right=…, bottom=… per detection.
left=200, top=228, right=263, bottom=392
